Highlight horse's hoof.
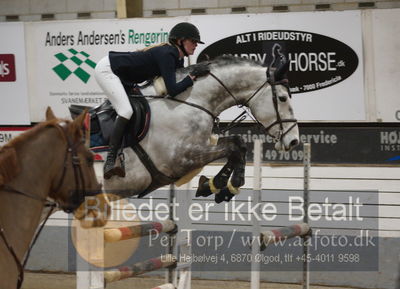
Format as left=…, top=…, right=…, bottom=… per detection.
left=215, top=188, right=235, bottom=203
left=195, top=175, right=213, bottom=197
left=230, top=172, right=245, bottom=188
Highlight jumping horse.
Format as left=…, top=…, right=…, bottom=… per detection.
left=0, top=108, right=109, bottom=289
left=72, top=44, right=300, bottom=203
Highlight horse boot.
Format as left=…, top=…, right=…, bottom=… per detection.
left=104, top=116, right=129, bottom=179
left=195, top=175, right=213, bottom=197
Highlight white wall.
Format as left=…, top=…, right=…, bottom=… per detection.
left=0, top=0, right=116, bottom=21
left=2, top=0, right=400, bottom=21
left=368, top=9, right=400, bottom=122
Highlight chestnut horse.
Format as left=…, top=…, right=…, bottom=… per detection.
left=0, top=108, right=109, bottom=289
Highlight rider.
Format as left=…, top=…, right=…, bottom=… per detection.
left=94, top=22, right=210, bottom=179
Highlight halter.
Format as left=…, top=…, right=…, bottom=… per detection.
left=0, top=121, right=90, bottom=289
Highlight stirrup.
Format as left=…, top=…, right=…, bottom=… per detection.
left=113, top=152, right=126, bottom=178
left=103, top=152, right=125, bottom=179
left=104, top=157, right=116, bottom=180
left=103, top=149, right=118, bottom=179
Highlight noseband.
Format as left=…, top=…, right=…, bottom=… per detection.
left=0, top=121, right=89, bottom=289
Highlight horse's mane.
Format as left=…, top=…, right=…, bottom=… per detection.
left=178, top=55, right=263, bottom=75
left=0, top=118, right=75, bottom=186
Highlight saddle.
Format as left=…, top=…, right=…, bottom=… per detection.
left=69, top=96, right=151, bottom=150
left=69, top=95, right=177, bottom=198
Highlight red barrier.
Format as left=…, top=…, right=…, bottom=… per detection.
left=104, top=220, right=176, bottom=242
left=260, top=223, right=311, bottom=250
left=104, top=254, right=177, bottom=283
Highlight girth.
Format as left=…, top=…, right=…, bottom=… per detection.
left=132, top=143, right=178, bottom=198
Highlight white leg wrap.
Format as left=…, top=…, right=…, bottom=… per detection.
left=227, top=180, right=240, bottom=195
left=208, top=177, right=220, bottom=194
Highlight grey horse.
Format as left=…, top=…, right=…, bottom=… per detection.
left=101, top=53, right=299, bottom=202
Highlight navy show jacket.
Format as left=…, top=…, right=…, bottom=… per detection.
left=109, top=44, right=193, bottom=97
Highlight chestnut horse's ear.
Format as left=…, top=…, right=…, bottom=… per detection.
left=73, top=109, right=88, bottom=128
left=46, top=107, right=57, bottom=121
left=71, top=109, right=90, bottom=146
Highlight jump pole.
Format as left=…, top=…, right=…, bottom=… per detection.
left=250, top=142, right=312, bottom=289
left=76, top=185, right=191, bottom=289
left=250, top=139, right=262, bottom=289
left=302, top=143, right=311, bottom=289
left=170, top=181, right=192, bottom=289
left=76, top=222, right=104, bottom=289
left=167, top=184, right=175, bottom=284
left=76, top=221, right=177, bottom=289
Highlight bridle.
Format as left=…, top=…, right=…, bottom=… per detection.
left=0, top=121, right=90, bottom=289
left=261, top=76, right=298, bottom=142
left=168, top=70, right=298, bottom=144
left=50, top=122, right=89, bottom=213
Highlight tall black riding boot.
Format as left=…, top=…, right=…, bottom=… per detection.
left=104, top=116, right=129, bottom=179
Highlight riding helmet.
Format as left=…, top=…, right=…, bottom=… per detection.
left=169, top=22, right=204, bottom=44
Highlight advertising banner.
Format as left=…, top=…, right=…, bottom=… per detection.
left=25, top=18, right=182, bottom=122
left=0, top=23, right=30, bottom=125
left=223, top=124, right=400, bottom=165
left=26, top=11, right=364, bottom=122
left=0, top=127, right=30, bottom=145
left=192, top=11, right=364, bottom=121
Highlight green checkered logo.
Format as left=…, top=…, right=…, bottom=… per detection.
left=52, top=48, right=96, bottom=83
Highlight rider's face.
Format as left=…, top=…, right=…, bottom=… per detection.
left=182, top=39, right=198, bottom=55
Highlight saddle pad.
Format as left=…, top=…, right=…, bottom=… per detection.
left=123, top=96, right=151, bottom=147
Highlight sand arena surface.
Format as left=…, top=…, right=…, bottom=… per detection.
left=21, top=272, right=357, bottom=289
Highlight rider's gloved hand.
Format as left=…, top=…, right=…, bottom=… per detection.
left=190, top=63, right=210, bottom=80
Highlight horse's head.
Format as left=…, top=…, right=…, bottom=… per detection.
left=175, top=47, right=299, bottom=151
left=45, top=107, right=110, bottom=227
left=201, top=53, right=299, bottom=151
left=247, top=59, right=299, bottom=151
left=245, top=44, right=299, bottom=151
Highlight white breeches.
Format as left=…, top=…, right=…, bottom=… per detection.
left=94, top=56, right=133, bottom=120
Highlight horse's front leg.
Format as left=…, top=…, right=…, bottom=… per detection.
left=196, top=161, right=234, bottom=198
left=228, top=135, right=247, bottom=188
left=193, top=136, right=247, bottom=203
left=215, top=136, right=247, bottom=203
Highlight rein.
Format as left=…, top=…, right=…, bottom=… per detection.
left=208, top=71, right=267, bottom=134
left=0, top=205, right=55, bottom=289
left=0, top=121, right=87, bottom=289
left=208, top=71, right=297, bottom=141
left=148, top=71, right=269, bottom=131
left=153, top=71, right=296, bottom=141
left=167, top=97, right=218, bottom=120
